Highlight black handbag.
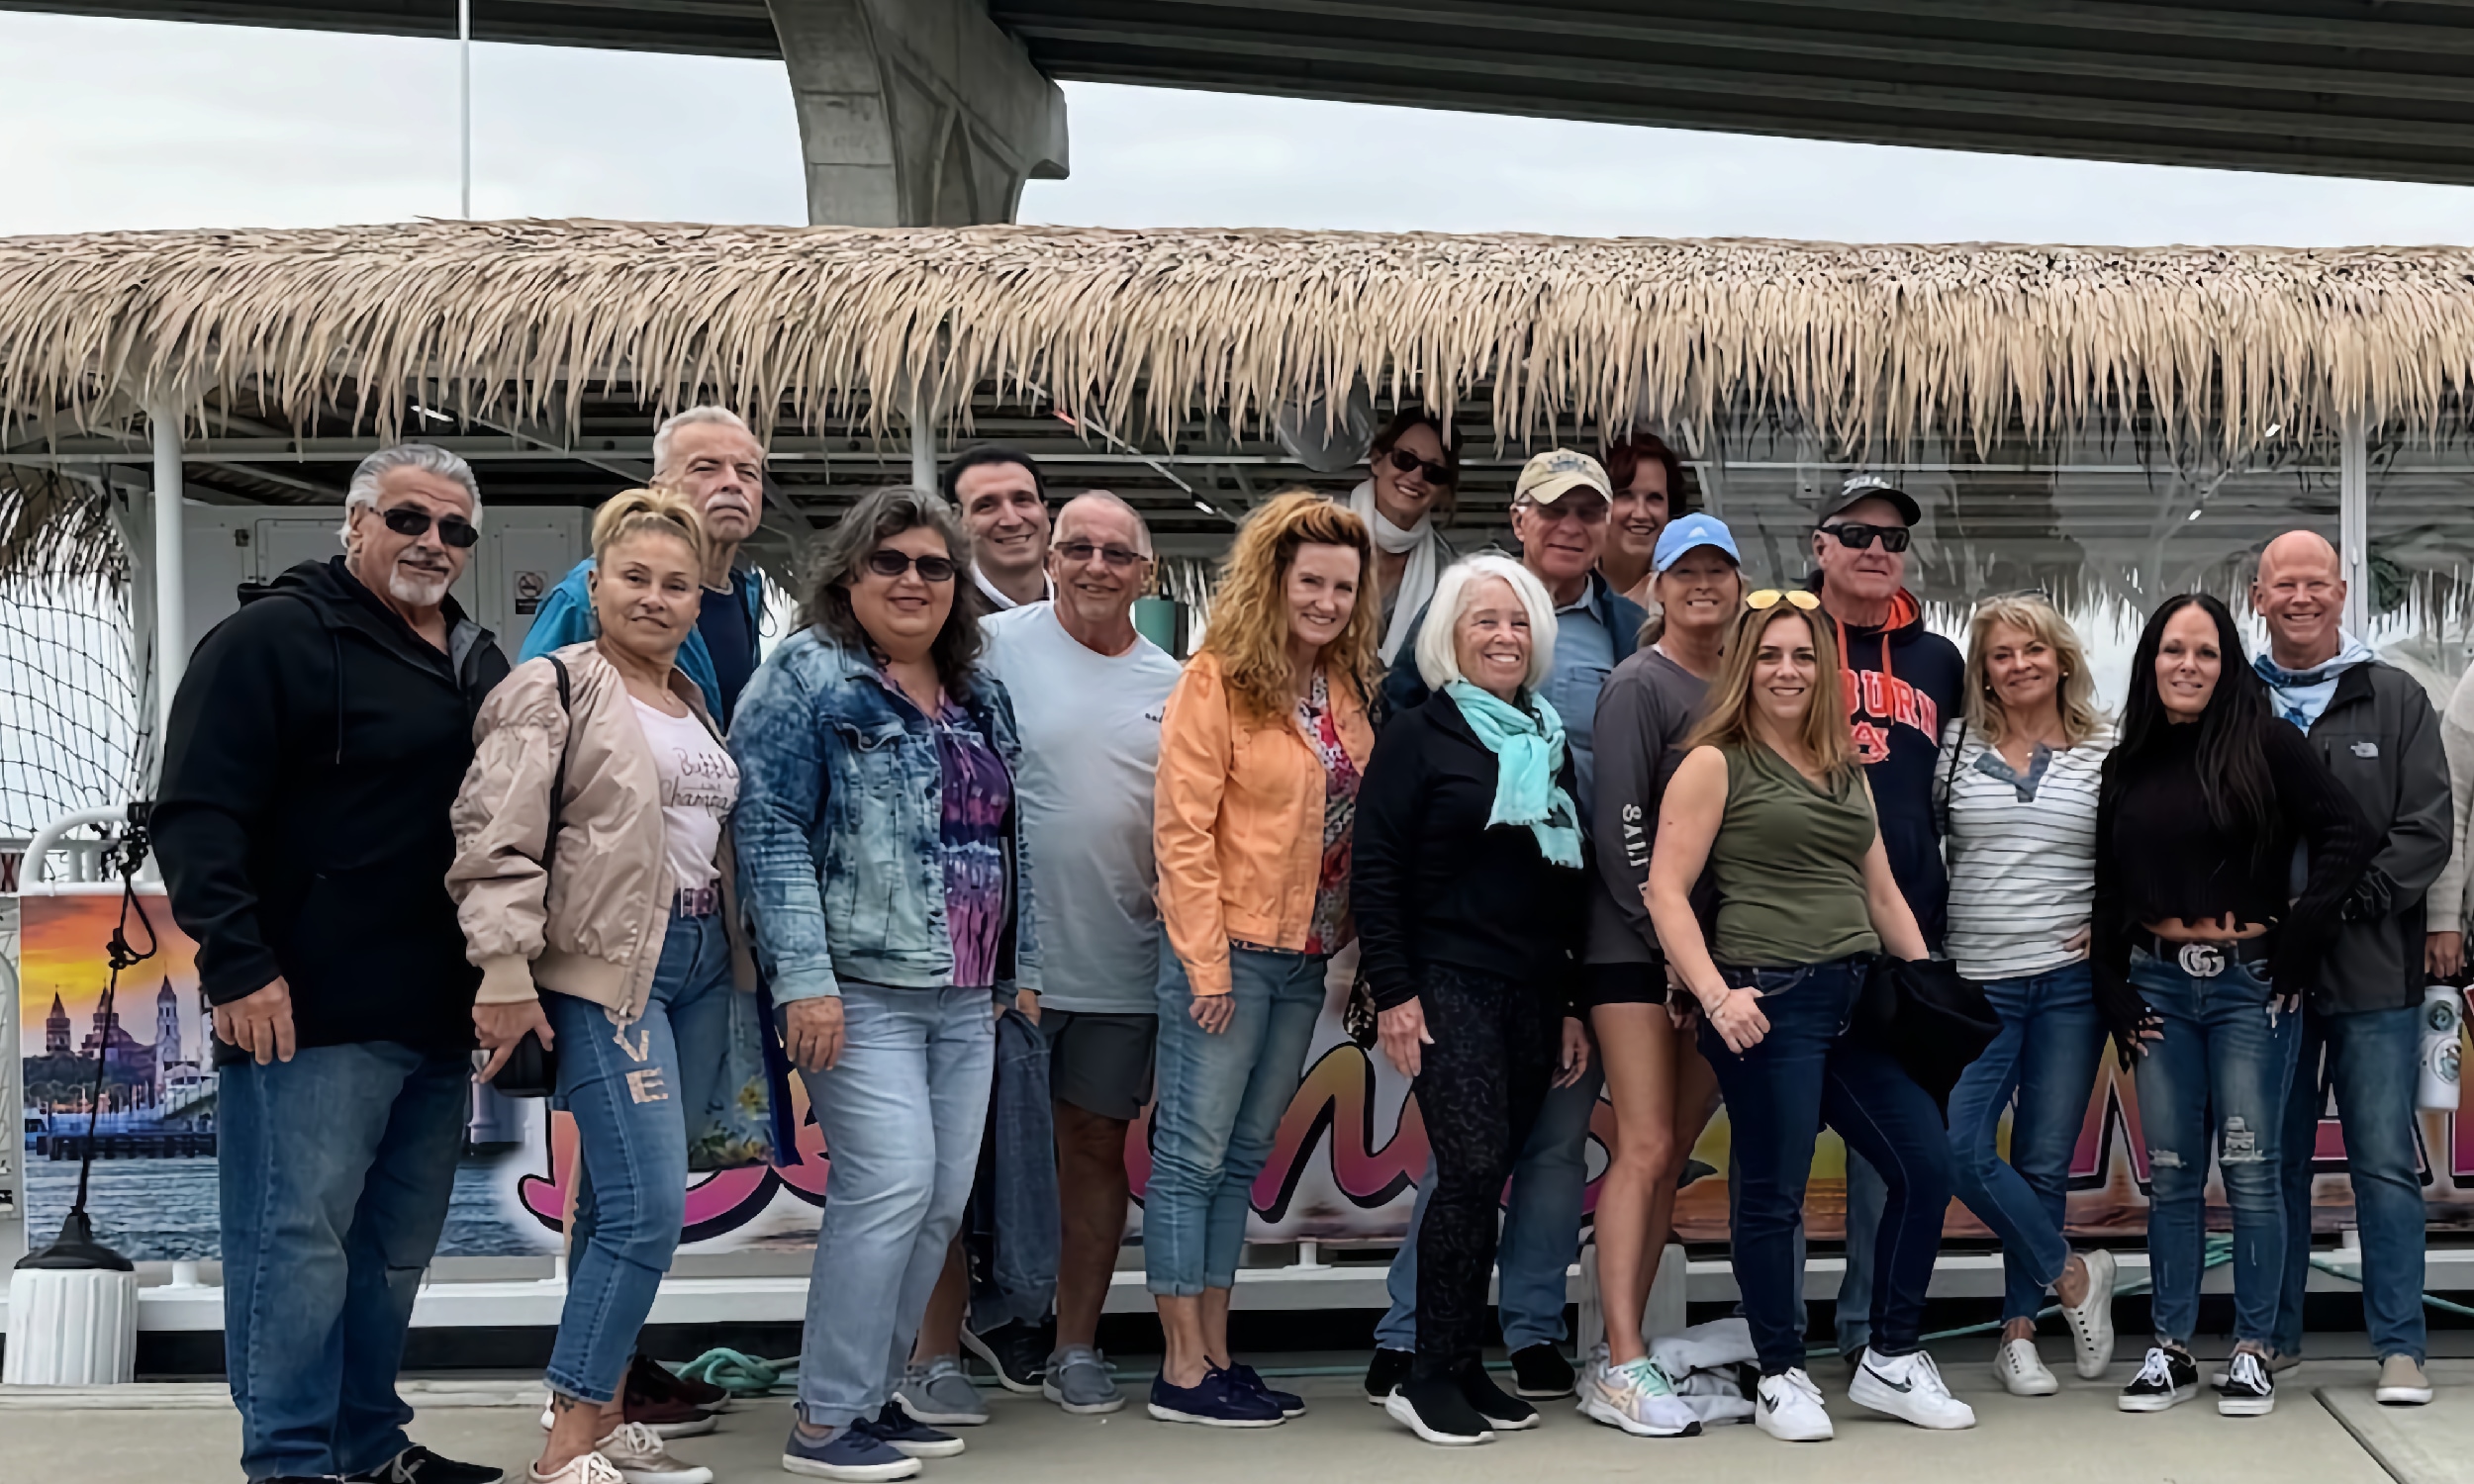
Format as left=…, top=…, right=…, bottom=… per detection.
left=488, top=656, right=573, bottom=1099
left=1851, top=954, right=1999, bottom=1111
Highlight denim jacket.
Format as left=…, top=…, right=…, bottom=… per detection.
left=730, top=626, right=1040, bottom=1004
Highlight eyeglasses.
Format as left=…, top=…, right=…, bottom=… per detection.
left=1819, top=521, right=1912, bottom=553
left=1054, top=538, right=1149, bottom=571
left=1383, top=447, right=1455, bottom=485
left=1746, top=589, right=1822, bottom=611
left=864, top=548, right=958, bottom=583
left=378, top=506, right=480, bottom=549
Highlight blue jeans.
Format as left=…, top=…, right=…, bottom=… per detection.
left=2129, top=949, right=2299, bottom=1345
left=220, top=1042, right=469, bottom=1481
left=795, top=982, right=996, bottom=1427
left=1144, top=944, right=1326, bottom=1296
left=1376, top=1060, right=1602, bottom=1352
left=543, top=909, right=734, bottom=1402
left=1946, top=963, right=2107, bottom=1321
left=2274, top=1003, right=2426, bottom=1363
left=1700, top=956, right=1953, bottom=1376
left=965, top=996, right=1060, bottom=1333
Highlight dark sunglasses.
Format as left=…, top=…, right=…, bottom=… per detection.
left=1054, top=538, right=1148, bottom=571
left=864, top=548, right=958, bottom=583
left=379, top=505, right=480, bottom=548
left=1820, top=520, right=1912, bottom=553
left=1383, top=446, right=1454, bottom=485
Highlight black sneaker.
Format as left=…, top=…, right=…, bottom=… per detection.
left=1508, top=1343, right=1575, bottom=1400
left=2216, top=1349, right=2276, bottom=1417
left=1364, top=1347, right=1413, bottom=1405
left=346, top=1446, right=505, bottom=1484
left=1453, top=1360, right=1537, bottom=1432
left=1383, top=1374, right=1494, bottom=1446
left=2117, top=1345, right=2200, bottom=1413
left=1225, top=1361, right=1305, bottom=1418
left=866, top=1401, right=966, bottom=1457
left=962, top=1320, right=1050, bottom=1395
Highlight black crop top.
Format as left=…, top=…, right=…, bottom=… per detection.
left=2090, top=717, right=2375, bottom=1035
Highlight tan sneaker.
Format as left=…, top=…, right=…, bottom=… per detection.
left=2376, top=1354, right=2433, bottom=1407
left=529, top=1450, right=626, bottom=1484
left=593, top=1422, right=714, bottom=1484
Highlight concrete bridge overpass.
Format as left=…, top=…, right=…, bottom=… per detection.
left=4, top=0, right=2473, bottom=223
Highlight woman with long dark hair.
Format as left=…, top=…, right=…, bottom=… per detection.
left=2094, top=594, right=2373, bottom=1420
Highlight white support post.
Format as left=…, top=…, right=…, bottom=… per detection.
left=148, top=397, right=186, bottom=751
left=458, top=0, right=473, bottom=220
left=909, top=381, right=936, bottom=492
left=2340, top=414, right=2371, bottom=637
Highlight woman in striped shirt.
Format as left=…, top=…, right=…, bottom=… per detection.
left=1934, top=593, right=2120, bottom=1398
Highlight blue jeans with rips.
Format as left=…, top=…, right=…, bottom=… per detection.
left=1144, top=944, right=1327, bottom=1297
left=1945, top=963, right=2108, bottom=1321
left=794, top=982, right=996, bottom=1428
left=2129, top=948, right=2300, bottom=1345
left=2273, top=1003, right=2426, bottom=1363
left=1375, top=1060, right=1602, bottom=1353
left=219, top=1042, right=470, bottom=1481
left=542, top=908, right=735, bottom=1403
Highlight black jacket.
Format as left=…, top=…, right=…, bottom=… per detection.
left=1350, top=690, right=1587, bottom=1012
left=1820, top=582, right=1963, bottom=949
left=155, top=557, right=511, bottom=1062
left=2302, top=661, right=2453, bottom=1014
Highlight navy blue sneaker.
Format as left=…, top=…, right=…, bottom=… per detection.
left=866, top=1402, right=965, bottom=1458
left=780, top=1422, right=920, bottom=1481
left=1226, top=1362, right=1306, bottom=1418
left=1147, top=1364, right=1285, bottom=1427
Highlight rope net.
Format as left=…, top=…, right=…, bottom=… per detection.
left=0, top=574, right=146, bottom=840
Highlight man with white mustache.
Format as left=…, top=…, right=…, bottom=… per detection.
left=156, top=444, right=512, bottom=1484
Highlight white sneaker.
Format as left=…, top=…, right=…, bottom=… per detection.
left=591, top=1422, right=714, bottom=1484
left=2376, top=1354, right=2433, bottom=1407
left=530, top=1450, right=627, bottom=1484
left=1755, top=1368, right=1834, bottom=1442
left=1849, top=1348, right=1976, bottom=1430
left=2056, top=1249, right=2117, bottom=1380
left=1577, top=1354, right=1702, bottom=1437
left=1994, top=1338, right=2058, bottom=1397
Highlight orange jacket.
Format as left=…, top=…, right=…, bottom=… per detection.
left=1153, top=650, right=1376, bottom=996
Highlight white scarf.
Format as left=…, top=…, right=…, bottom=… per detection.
left=1348, top=479, right=1439, bottom=664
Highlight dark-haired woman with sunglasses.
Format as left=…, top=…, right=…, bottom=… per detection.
left=731, top=485, right=1039, bottom=1480
left=1351, top=410, right=1460, bottom=663
left=2094, top=594, right=2373, bottom=1420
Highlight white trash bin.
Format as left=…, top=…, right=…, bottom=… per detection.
left=5, top=1212, right=141, bottom=1386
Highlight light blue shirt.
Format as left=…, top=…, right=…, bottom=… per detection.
left=1541, top=592, right=1617, bottom=813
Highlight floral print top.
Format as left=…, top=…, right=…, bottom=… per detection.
left=1295, top=670, right=1361, bottom=956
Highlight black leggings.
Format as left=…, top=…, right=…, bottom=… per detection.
left=1412, top=963, right=1563, bottom=1379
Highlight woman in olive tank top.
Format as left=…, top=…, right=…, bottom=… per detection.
left=1644, top=593, right=1966, bottom=1442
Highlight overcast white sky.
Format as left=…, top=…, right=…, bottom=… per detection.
left=2, top=13, right=2472, bottom=244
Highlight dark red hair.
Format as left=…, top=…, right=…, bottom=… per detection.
left=1603, top=431, right=1689, bottom=508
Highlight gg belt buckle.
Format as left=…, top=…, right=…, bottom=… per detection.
left=2176, top=942, right=2228, bottom=978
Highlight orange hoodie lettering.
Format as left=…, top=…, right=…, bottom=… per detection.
left=1842, top=668, right=1939, bottom=767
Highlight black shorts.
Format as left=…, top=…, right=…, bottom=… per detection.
left=1039, top=1008, right=1158, bottom=1122
left=1582, top=962, right=1668, bottom=1009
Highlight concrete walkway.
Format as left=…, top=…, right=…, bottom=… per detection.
left=2, top=1347, right=2457, bottom=1484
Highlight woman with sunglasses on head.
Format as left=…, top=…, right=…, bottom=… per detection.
left=1349, top=409, right=1460, bottom=663
left=451, top=489, right=744, bottom=1484
left=1646, top=588, right=1969, bottom=1443
left=1933, top=594, right=2119, bottom=1398
left=1575, top=513, right=1740, bottom=1438
left=1149, top=490, right=1379, bottom=1427
left=2093, top=594, right=2373, bottom=1419
left=731, top=486, right=1038, bottom=1481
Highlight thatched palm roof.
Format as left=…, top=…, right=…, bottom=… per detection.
left=4, top=221, right=2472, bottom=458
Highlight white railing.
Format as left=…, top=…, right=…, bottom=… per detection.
left=19, top=804, right=156, bottom=889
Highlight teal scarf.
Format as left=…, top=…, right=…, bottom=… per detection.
left=1445, top=681, right=1583, bottom=869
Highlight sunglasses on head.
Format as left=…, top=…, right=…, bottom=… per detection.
left=1383, top=446, right=1454, bottom=485
left=1054, top=538, right=1148, bottom=571
left=1820, top=520, right=1912, bottom=553
left=378, top=505, right=480, bottom=549
left=864, top=548, right=958, bottom=583
left=1746, top=589, right=1822, bottom=612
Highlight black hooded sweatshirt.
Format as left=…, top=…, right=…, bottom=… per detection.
left=155, top=557, right=511, bottom=1063
left=1820, top=582, right=1964, bottom=950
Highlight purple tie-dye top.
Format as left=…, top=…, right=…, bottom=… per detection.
left=929, top=698, right=1012, bottom=989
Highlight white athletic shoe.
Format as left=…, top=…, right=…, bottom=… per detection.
left=1994, top=1338, right=2058, bottom=1397
left=528, top=1450, right=626, bottom=1484
left=2057, top=1249, right=2118, bottom=1380
left=1849, top=1348, right=1976, bottom=1430
left=591, top=1423, right=714, bottom=1484
left=1755, top=1368, right=1834, bottom=1442
left=1577, top=1354, right=1702, bottom=1437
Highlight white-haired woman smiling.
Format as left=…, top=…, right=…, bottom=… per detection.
left=1352, top=554, right=1593, bottom=1447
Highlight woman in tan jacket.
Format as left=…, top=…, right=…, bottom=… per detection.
left=448, top=489, right=748, bottom=1484
left=1145, top=490, right=1378, bottom=1427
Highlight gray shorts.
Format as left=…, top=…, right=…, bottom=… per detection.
left=1039, top=1007, right=1158, bottom=1122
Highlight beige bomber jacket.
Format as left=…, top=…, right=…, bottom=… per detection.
left=447, top=641, right=754, bottom=1018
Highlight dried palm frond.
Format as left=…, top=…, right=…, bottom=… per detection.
left=0, top=463, right=124, bottom=584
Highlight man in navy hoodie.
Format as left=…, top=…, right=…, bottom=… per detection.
left=1807, top=474, right=1964, bottom=1365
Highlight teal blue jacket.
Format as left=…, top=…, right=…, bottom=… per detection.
left=518, top=557, right=764, bottom=721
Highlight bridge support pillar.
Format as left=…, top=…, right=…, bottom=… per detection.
left=765, top=0, right=1069, bottom=226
